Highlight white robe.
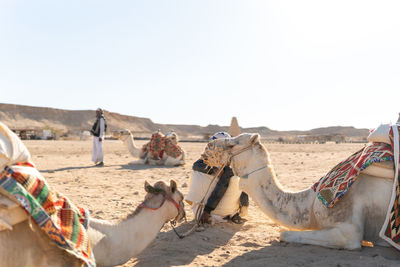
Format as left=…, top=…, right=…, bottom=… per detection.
left=92, top=118, right=105, bottom=163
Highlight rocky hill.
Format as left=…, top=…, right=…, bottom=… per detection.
left=0, top=103, right=369, bottom=140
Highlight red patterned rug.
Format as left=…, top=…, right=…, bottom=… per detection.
left=312, top=143, right=393, bottom=207
left=141, top=131, right=183, bottom=160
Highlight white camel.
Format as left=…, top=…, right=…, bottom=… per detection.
left=0, top=179, right=185, bottom=267
left=201, top=133, right=394, bottom=250
left=117, top=130, right=185, bottom=166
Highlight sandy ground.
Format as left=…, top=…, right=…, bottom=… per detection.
left=23, top=139, right=400, bottom=267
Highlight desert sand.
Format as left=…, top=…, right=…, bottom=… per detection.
left=23, top=139, right=400, bottom=267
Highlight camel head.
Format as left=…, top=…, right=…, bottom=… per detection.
left=114, top=129, right=132, bottom=141
left=202, top=133, right=269, bottom=178
left=143, top=180, right=185, bottom=223
left=165, top=132, right=179, bottom=145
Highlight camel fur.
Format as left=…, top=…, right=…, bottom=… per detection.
left=202, top=133, right=393, bottom=250
left=116, top=130, right=185, bottom=166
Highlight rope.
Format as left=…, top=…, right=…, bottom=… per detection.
left=171, top=142, right=254, bottom=239
left=170, top=164, right=227, bottom=239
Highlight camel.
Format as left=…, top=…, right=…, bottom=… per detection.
left=0, top=179, right=185, bottom=267
left=116, top=130, right=185, bottom=166
left=201, top=133, right=395, bottom=250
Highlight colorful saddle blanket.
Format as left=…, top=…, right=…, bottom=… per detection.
left=312, top=142, right=393, bottom=208
left=141, top=131, right=183, bottom=160
left=312, top=125, right=400, bottom=250
left=0, top=163, right=95, bottom=267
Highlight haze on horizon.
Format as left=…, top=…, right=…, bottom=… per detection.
left=1, top=1, right=399, bottom=131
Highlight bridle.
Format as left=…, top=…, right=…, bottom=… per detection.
left=138, top=194, right=185, bottom=223
left=138, top=195, right=181, bottom=213
left=208, top=139, right=268, bottom=179
left=138, top=192, right=187, bottom=238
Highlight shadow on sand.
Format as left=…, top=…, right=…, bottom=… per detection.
left=39, top=163, right=179, bottom=173
left=40, top=164, right=121, bottom=173
left=133, top=221, right=243, bottom=267
left=118, top=163, right=179, bottom=171
left=222, top=240, right=400, bottom=267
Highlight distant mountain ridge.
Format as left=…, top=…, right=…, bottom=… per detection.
left=0, top=103, right=370, bottom=139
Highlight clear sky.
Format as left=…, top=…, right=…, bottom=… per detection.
left=1, top=0, right=399, bottom=131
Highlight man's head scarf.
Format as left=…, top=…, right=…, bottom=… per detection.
left=209, top=132, right=231, bottom=141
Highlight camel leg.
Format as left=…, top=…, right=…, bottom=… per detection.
left=128, top=159, right=146, bottom=165
left=164, top=157, right=181, bottom=166
left=280, top=223, right=363, bottom=250
left=375, top=239, right=391, bottom=247
left=164, top=155, right=184, bottom=166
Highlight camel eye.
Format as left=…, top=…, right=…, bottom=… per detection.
left=208, top=143, right=215, bottom=150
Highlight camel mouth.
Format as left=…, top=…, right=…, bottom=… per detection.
left=201, top=145, right=226, bottom=167
left=175, top=204, right=186, bottom=222
left=170, top=196, right=186, bottom=223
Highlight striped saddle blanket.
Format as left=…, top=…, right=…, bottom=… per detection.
left=0, top=163, right=95, bottom=266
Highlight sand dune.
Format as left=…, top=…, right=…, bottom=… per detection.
left=23, top=139, right=400, bottom=266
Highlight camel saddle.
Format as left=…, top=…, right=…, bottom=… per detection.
left=0, top=188, right=28, bottom=232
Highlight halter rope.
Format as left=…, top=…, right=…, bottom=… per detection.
left=175, top=142, right=256, bottom=239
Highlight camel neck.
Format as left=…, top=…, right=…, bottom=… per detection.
left=240, top=157, right=316, bottom=230
left=90, top=206, right=169, bottom=266
left=123, top=134, right=141, bottom=158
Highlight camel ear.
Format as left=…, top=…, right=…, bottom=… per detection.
left=145, top=181, right=164, bottom=194
left=250, top=133, right=260, bottom=144
left=170, top=180, right=177, bottom=193
left=144, top=181, right=153, bottom=193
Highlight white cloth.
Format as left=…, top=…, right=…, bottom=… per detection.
left=92, top=137, right=103, bottom=163
left=0, top=122, right=31, bottom=170
left=185, top=171, right=241, bottom=218
left=92, top=118, right=105, bottom=163
left=379, top=125, right=400, bottom=249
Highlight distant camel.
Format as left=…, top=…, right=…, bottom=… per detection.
left=117, top=130, right=185, bottom=166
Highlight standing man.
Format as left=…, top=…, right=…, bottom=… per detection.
left=90, top=108, right=107, bottom=166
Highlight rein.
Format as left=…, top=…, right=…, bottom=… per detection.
left=223, top=142, right=270, bottom=180
left=240, top=165, right=268, bottom=179
left=169, top=142, right=257, bottom=239
left=176, top=143, right=256, bottom=238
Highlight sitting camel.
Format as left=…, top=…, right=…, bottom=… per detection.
left=116, top=130, right=185, bottom=166
left=0, top=179, right=185, bottom=267
left=201, top=133, right=395, bottom=250
left=0, top=122, right=185, bottom=267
